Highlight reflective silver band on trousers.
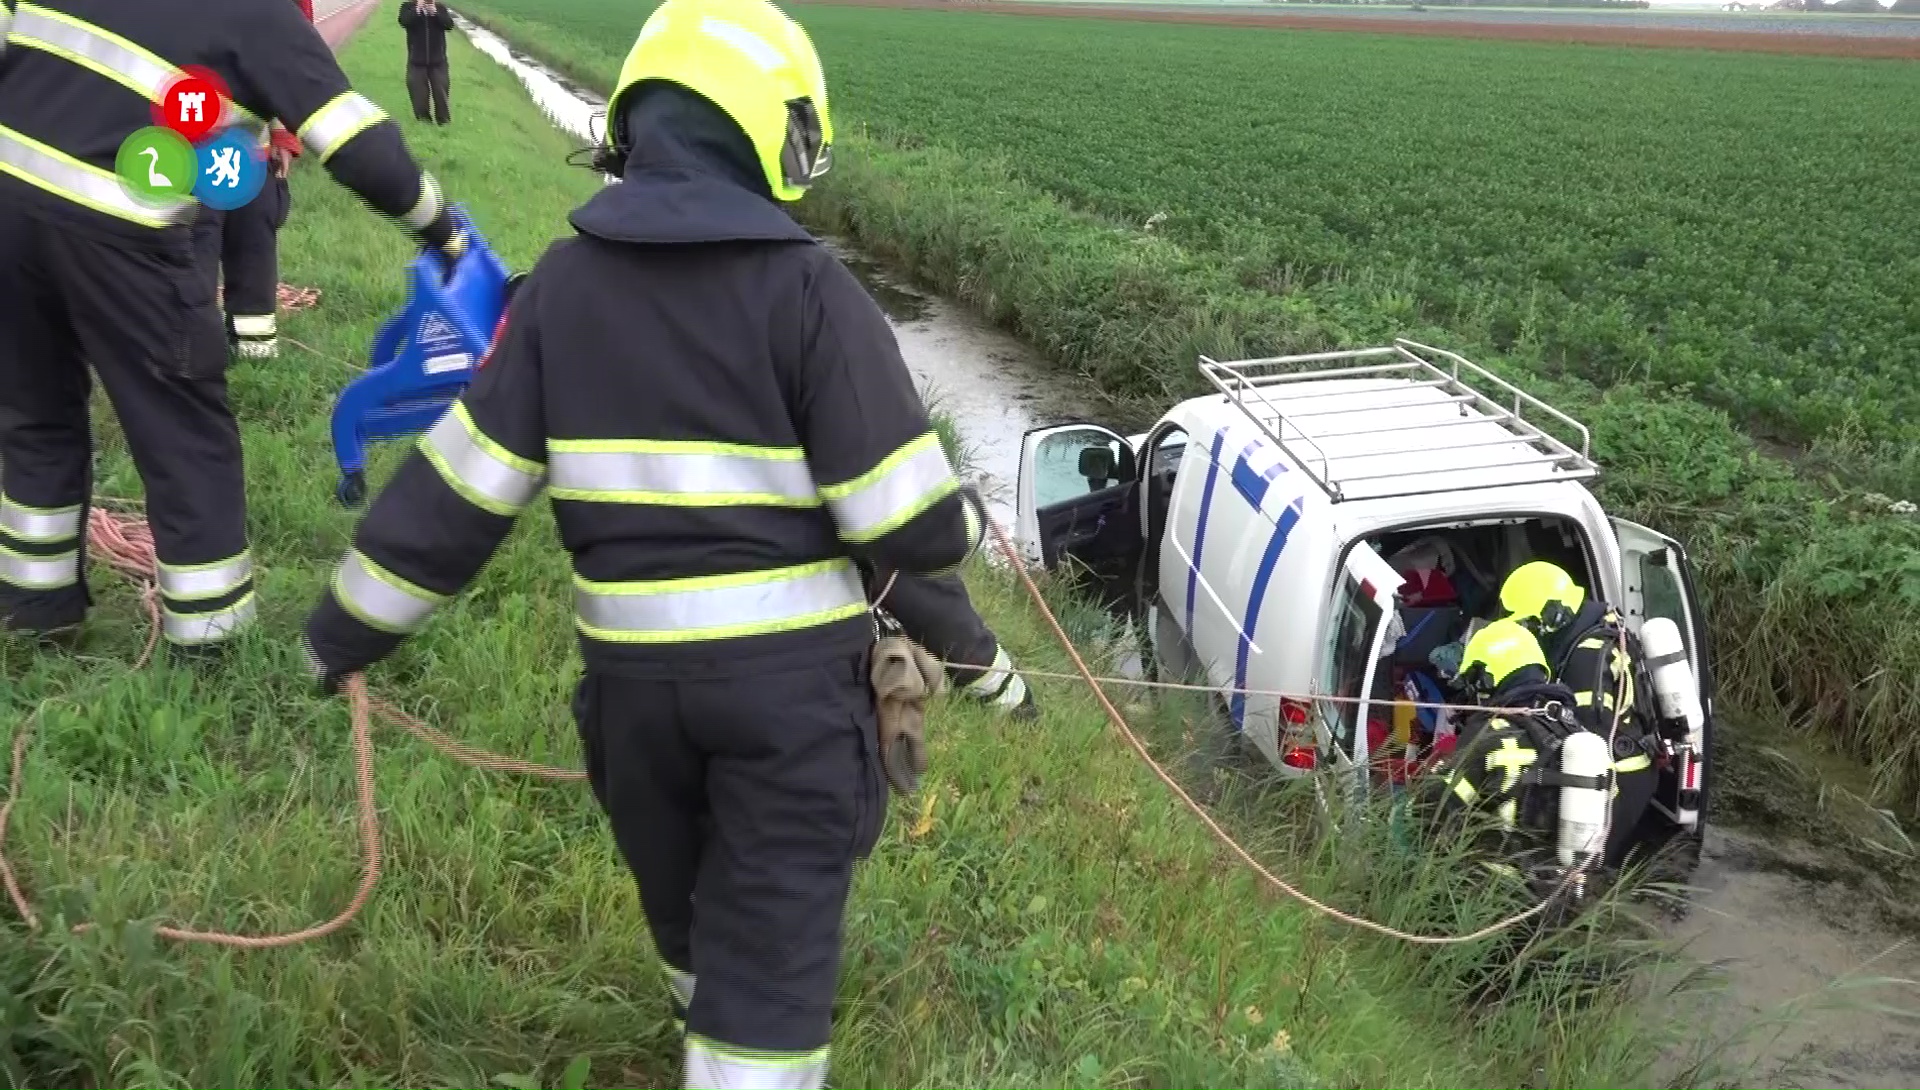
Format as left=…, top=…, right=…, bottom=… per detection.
left=684, top=1036, right=829, bottom=1090
left=157, top=552, right=253, bottom=602
left=10, top=5, right=267, bottom=144
left=422, top=406, right=547, bottom=517
left=0, top=496, right=82, bottom=544
left=575, top=561, right=866, bottom=643
left=333, top=549, right=445, bottom=635
left=162, top=594, right=256, bottom=645
left=299, top=91, right=389, bottom=163
left=821, top=432, right=957, bottom=542
left=0, top=124, right=190, bottom=227
left=0, top=547, right=79, bottom=591
left=548, top=444, right=820, bottom=506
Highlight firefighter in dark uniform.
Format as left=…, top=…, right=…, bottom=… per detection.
left=1429, top=618, right=1586, bottom=867
left=300, top=1, right=984, bottom=1084
left=0, top=0, right=469, bottom=655
left=867, top=565, right=1039, bottom=719
left=192, top=0, right=316, bottom=361
left=1498, top=561, right=1659, bottom=867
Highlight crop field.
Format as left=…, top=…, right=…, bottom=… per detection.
left=2, top=12, right=1707, bottom=1089
left=459, top=0, right=1920, bottom=811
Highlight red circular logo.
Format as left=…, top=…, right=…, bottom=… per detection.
left=157, top=73, right=225, bottom=142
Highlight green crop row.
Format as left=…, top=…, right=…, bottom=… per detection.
left=813, top=6, right=1920, bottom=500
left=455, top=0, right=1920, bottom=808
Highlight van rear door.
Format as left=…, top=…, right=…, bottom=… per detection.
left=1609, top=518, right=1714, bottom=719
left=1016, top=424, right=1143, bottom=606
left=1611, top=517, right=1716, bottom=826
left=1318, top=541, right=1404, bottom=780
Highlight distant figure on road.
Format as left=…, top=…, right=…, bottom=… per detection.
left=399, top=0, right=454, bottom=125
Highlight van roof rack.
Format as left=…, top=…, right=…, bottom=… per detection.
left=1197, top=339, right=1599, bottom=503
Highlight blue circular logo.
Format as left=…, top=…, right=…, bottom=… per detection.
left=192, top=127, right=267, bottom=211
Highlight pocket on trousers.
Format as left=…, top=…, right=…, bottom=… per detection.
left=269, top=177, right=291, bottom=232
left=841, top=651, right=888, bottom=861
left=156, top=243, right=229, bottom=381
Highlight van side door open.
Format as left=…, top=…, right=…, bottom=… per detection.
left=1017, top=424, right=1143, bottom=604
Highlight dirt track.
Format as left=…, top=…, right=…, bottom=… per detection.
left=805, top=0, right=1920, bottom=57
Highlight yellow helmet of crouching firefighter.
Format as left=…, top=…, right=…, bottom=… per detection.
left=604, top=0, right=833, bottom=202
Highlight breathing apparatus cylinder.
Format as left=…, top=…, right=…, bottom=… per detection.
left=1556, top=730, right=1611, bottom=869
left=1641, top=617, right=1704, bottom=828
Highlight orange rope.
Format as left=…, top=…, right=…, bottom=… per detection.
left=3, top=508, right=1615, bottom=950
left=974, top=515, right=1613, bottom=945
left=0, top=510, right=575, bottom=948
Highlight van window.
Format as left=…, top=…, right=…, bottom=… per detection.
left=1032, top=427, right=1131, bottom=510
left=1322, top=581, right=1384, bottom=761
left=1633, top=548, right=1691, bottom=658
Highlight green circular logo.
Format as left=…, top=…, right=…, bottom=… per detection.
left=115, top=127, right=197, bottom=205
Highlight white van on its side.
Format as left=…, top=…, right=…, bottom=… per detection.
left=1015, top=340, right=1714, bottom=848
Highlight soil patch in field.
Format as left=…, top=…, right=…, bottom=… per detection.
left=800, top=0, right=1920, bottom=58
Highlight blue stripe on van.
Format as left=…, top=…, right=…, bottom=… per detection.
left=1230, top=497, right=1305, bottom=729
left=1185, top=429, right=1227, bottom=635
left=1231, top=459, right=1270, bottom=509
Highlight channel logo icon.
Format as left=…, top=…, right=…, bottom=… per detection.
left=114, top=126, right=198, bottom=206
left=116, top=68, right=269, bottom=212
left=194, top=128, right=268, bottom=211
left=159, top=72, right=223, bottom=143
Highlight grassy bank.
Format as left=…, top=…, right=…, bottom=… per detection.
left=0, top=12, right=1692, bottom=1088
left=455, top=0, right=1920, bottom=815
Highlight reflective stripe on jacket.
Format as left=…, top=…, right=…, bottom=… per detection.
left=0, top=0, right=444, bottom=242
left=304, top=104, right=984, bottom=679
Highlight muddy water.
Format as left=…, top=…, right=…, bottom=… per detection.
left=455, top=15, right=1920, bottom=1087
left=1659, top=828, right=1920, bottom=1088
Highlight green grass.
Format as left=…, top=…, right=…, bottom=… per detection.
left=0, top=12, right=1715, bottom=1089
left=457, top=0, right=1920, bottom=815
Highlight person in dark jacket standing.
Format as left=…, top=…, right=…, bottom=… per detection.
left=192, top=0, right=317, bottom=360
left=0, top=0, right=470, bottom=657
left=398, top=0, right=452, bottom=125
left=301, top=1, right=983, bottom=1084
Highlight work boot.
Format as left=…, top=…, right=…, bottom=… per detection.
left=1010, top=686, right=1040, bottom=722
left=1, top=588, right=89, bottom=645
left=166, top=640, right=233, bottom=672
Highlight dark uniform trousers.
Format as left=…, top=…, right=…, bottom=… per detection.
left=0, top=207, right=253, bottom=644
left=192, top=175, right=292, bottom=357
left=572, top=649, right=887, bottom=1055
left=407, top=62, right=451, bottom=124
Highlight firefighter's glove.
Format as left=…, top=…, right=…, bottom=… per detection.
left=871, top=634, right=946, bottom=796
left=301, top=633, right=353, bottom=698
left=301, top=594, right=406, bottom=698
left=416, top=207, right=471, bottom=282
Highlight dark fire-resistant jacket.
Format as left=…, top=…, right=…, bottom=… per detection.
left=303, top=86, right=984, bottom=681
left=1543, top=600, right=1650, bottom=748
left=0, top=0, right=458, bottom=250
